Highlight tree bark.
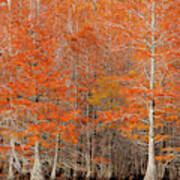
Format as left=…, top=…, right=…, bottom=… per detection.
left=144, top=2, right=157, bottom=180
left=31, top=141, right=44, bottom=180
left=8, top=153, right=14, bottom=180
left=50, top=133, right=59, bottom=180
left=86, top=130, right=91, bottom=179
left=107, top=132, right=112, bottom=179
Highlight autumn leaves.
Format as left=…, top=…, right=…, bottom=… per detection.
left=0, top=0, right=179, bottom=179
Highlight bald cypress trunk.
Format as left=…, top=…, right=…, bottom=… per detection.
left=50, top=134, right=59, bottom=180
left=31, top=142, right=44, bottom=180
left=144, top=2, right=157, bottom=180
left=8, top=153, right=14, bottom=180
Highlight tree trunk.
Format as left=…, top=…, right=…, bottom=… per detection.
left=31, top=141, right=44, bottom=180
left=86, top=131, right=91, bottom=179
left=8, top=153, right=14, bottom=180
left=86, top=96, right=91, bottom=179
left=8, top=138, right=21, bottom=179
left=50, top=133, right=59, bottom=180
left=144, top=100, right=157, bottom=180
left=144, top=2, right=157, bottom=180
left=107, top=132, right=112, bottom=179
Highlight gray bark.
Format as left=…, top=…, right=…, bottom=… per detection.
left=50, top=133, right=59, bottom=180
left=8, top=153, right=14, bottom=180
left=31, top=141, right=44, bottom=180
left=144, top=2, right=157, bottom=180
